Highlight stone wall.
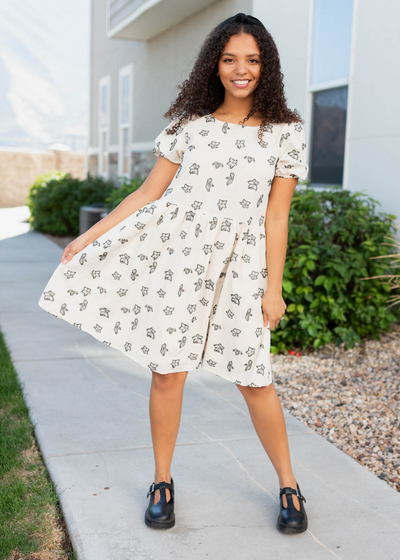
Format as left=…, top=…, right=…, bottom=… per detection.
left=0, top=149, right=86, bottom=208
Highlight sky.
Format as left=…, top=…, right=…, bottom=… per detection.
left=0, top=0, right=90, bottom=151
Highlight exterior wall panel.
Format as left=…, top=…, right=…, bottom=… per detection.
left=344, top=0, right=400, bottom=222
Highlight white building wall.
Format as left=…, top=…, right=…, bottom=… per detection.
left=90, top=0, right=145, bottom=149
left=344, top=0, right=400, bottom=224
left=252, top=0, right=311, bottom=128
left=90, top=0, right=252, bottom=149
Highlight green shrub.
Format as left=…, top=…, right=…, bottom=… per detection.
left=274, top=188, right=400, bottom=353
left=104, top=176, right=145, bottom=211
left=27, top=172, right=115, bottom=236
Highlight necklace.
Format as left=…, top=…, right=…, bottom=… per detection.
left=221, top=104, right=248, bottom=125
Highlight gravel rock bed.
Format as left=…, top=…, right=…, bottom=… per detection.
left=272, top=324, right=400, bottom=493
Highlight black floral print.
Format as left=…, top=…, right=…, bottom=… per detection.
left=38, top=114, right=308, bottom=387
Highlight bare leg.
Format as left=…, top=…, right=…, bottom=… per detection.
left=236, top=382, right=301, bottom=510
left=149, top=370, right=188, bottom=504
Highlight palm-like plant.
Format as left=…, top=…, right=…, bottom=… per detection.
left=364, top=234, right=400, bottom=309
left=362, top=232, right=400, bottom=342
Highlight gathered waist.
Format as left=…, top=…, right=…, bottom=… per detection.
left=151, top=195, right=264, bottom=233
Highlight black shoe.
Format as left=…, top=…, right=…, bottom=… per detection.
left=144, top=477, right=175, bottom=529
left=277, top=482, right=308, bottom=534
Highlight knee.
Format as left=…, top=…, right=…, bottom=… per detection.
left=151, top=370, right=188, bottom=391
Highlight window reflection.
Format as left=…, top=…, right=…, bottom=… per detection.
left=311, top=87, right=347, bottom=185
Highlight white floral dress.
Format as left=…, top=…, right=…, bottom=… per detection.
left=38, top=114, right=308, bottom=387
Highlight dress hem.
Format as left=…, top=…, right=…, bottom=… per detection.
left=38, top=300, right=273, bottom=388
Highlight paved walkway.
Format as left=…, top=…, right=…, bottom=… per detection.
left=1, top=206, right=399, bottom=560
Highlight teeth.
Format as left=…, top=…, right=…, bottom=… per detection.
left=233, top=80, right=250, bottom=84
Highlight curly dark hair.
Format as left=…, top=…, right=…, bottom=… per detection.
left=163, top=12, right=303, bottom=142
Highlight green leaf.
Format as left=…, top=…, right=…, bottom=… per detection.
left=307, top=325, right=318, bottom=337
left=306, top=260, right=316, bottom=270
left=315, top=275, right=326, bottom=286
left=282, top=280, right=293, bottom=294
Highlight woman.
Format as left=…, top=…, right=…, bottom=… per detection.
left=38, top=13, right=309, bottom=534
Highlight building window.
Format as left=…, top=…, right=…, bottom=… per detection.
left=309, top=0, right=354, bottom=186
left=88, top=153, right=98, bottom=176
left=99, top=76, right=110, bottom=178
left=119, top=65, right=133, bottom=178
left=101, top=131, right=107, bottom=173
left=108, top=152, right=119, bottom=181
left=311, top=87, right=348, bottom=184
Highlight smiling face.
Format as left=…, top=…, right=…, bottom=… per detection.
left=217, top=32, right=261, bottom=100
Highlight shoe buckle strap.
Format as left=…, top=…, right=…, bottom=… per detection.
left=296, top=488, right=306, bottom=503
left=155, top=481, right=174, bottom=492
left=147, top=482, right=155, bottom=498
left=280, top=486, right=306, bottom=503
left=147, top=480, right=174, bottom=498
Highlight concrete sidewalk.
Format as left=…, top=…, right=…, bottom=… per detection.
left=1, top=206, right=399, bottom=560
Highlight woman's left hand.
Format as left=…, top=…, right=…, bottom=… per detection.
left=261, top=290, right=287, bottom=330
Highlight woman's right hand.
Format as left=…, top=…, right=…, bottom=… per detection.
left=60, top=234, right=94, bottom=265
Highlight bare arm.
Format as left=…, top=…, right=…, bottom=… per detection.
left=61, top=156, right=180, bottom=264
left=262, top=176, right=298, bottom=330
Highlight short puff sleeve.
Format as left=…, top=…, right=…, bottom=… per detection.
left=274, top=122, right=309, bottom=181
left=152, top=119, right=188, bottom=164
